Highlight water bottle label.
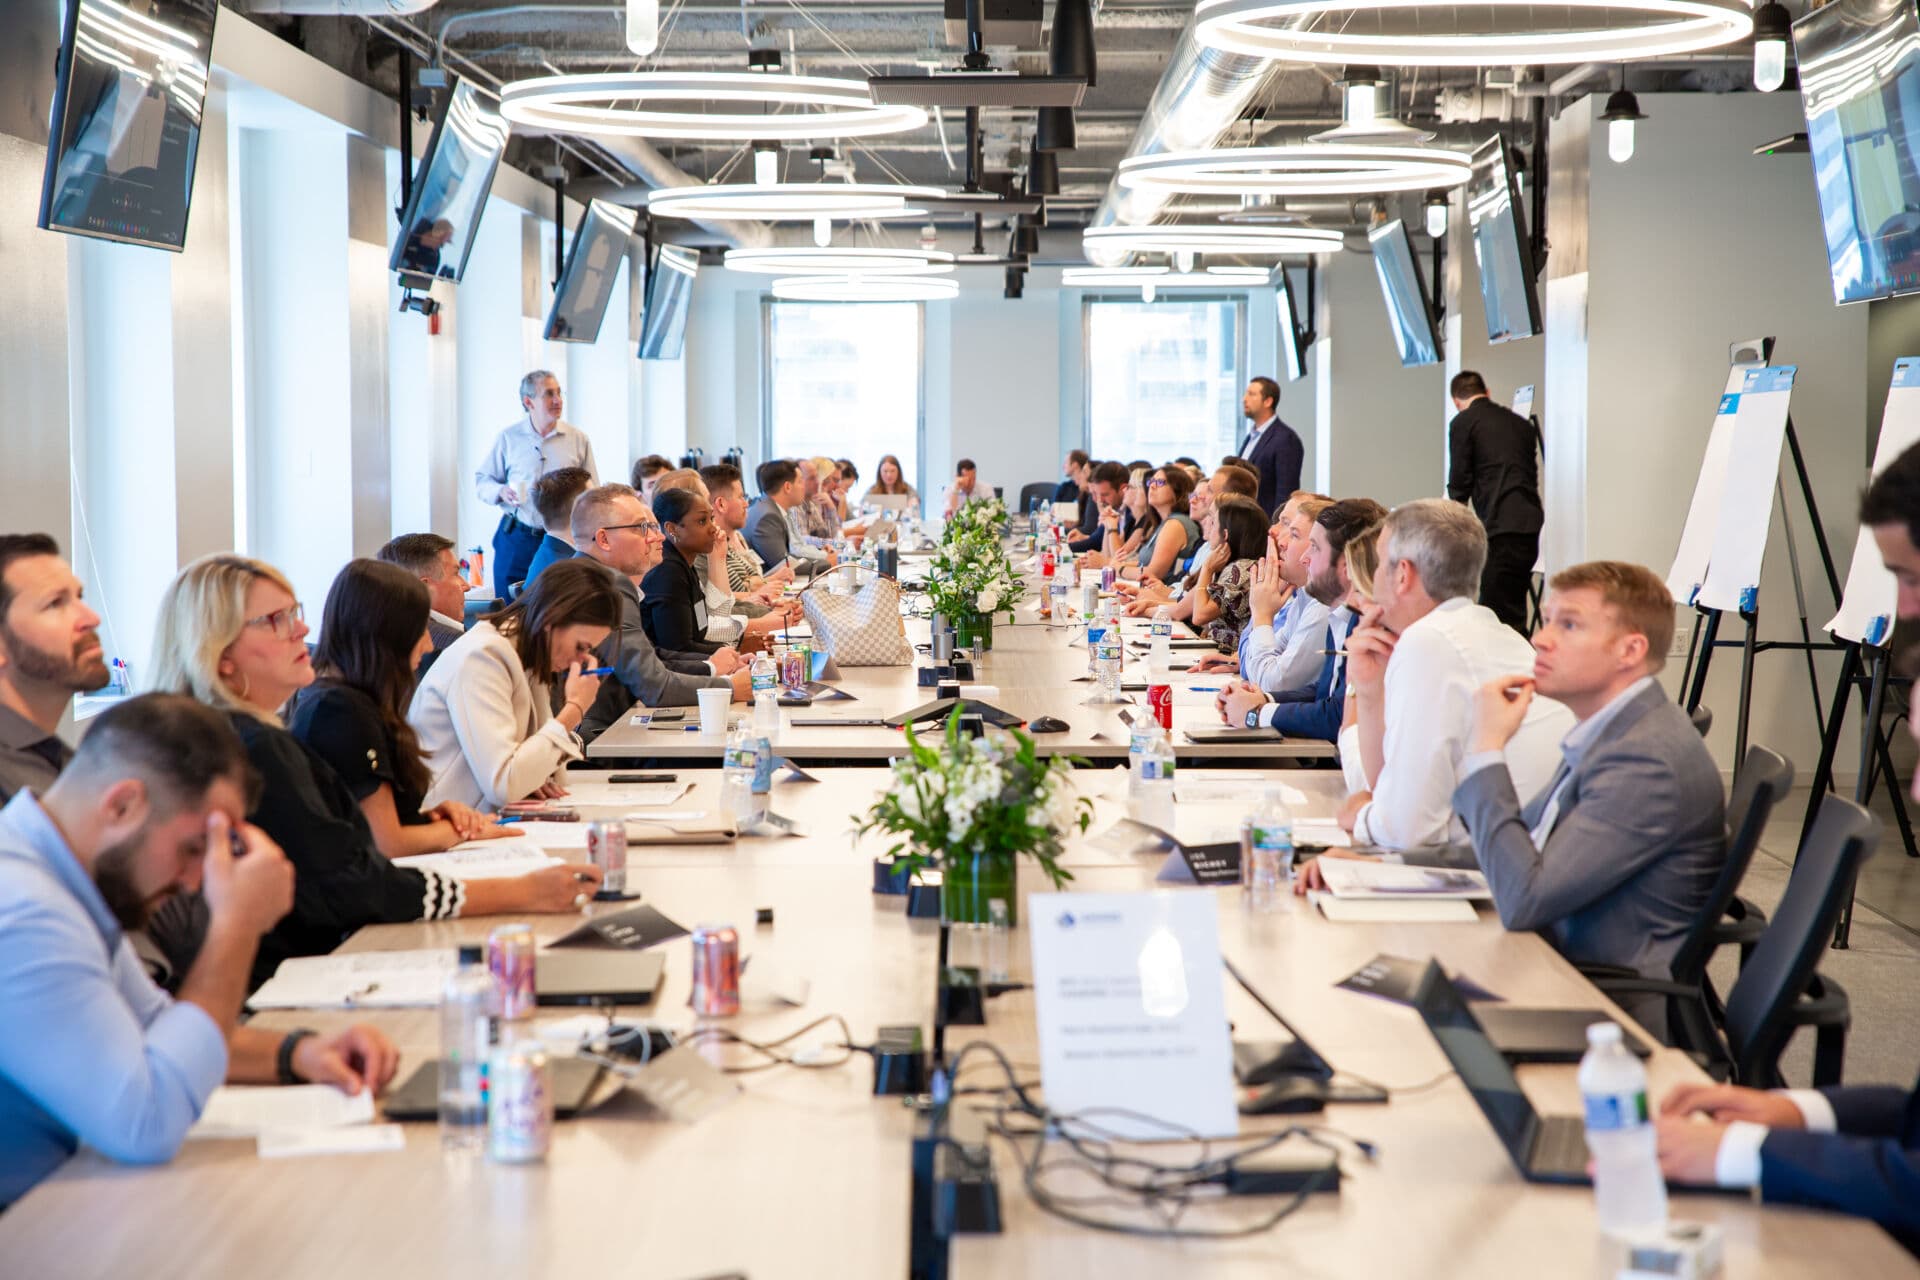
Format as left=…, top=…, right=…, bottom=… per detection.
left=1151, top=620, right=1172, bottom=639
left=1252, top=826, right=1293, bottom=854
left=1130, top=730, right=1154, bottom=755
left=1141, top=758, right=1174, bottom=781
left=725, top=746, right=757, bottom=770
left=752, top=741, right=774, bottom=793
left=751, top=672, right=777, bottom=694
left=1582, top=1090, right=1649, bottom=1131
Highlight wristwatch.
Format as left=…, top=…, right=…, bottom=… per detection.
left=1244, top=708, right=1263, bottom=730
left=277, top=1028, right=318, bottom=1084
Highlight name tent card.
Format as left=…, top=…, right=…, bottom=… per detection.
left=549, top=903, right=690, bottom=950
left=1028, top=891, right=1238, bottom=1140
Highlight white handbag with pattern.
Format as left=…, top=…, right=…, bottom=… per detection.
left=799, top=570, right=914, bottom=666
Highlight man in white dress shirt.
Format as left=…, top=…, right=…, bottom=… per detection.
left=473, top=371, right=598, bottom=598
left=1338, top=499, right=1574, bottom=849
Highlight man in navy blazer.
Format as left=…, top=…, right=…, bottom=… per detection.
left=1651, top=442, right=1920, bottom=1251
left=1215, top=498, right=1385, bottom=742
left=1236, top=377, right=1304, bottom=518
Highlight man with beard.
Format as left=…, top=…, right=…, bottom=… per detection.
left=1214, top=498, right=1387, bottom=740
left=0, top=536, right=111, bottom=802
left=0, top=694, right=397, bottom=1206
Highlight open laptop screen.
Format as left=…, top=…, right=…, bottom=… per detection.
left=1413, top=961, right=1538, bottom=1157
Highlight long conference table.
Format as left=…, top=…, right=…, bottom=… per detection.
left=1, top=768, right=1912, bottom=1277
left=589, top=607, right=1337, bottom=764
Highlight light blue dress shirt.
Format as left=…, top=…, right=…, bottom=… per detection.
left=472, top=416, right=599, bottom=529
left=0, top=791, right=227, bottom=1205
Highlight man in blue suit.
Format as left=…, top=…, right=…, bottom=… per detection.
left=1652, top=441, right=1920, bottom=1252
left=1213, top=498, right=1385, bottom=742
left=1236, top=377, right=1304, bottom=519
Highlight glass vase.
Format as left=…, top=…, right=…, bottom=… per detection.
left=952, top=611, right=994, bottom=652
left=941, top=848, right=1016, bottom=927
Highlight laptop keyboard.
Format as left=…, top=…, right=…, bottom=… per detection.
left=1534, top=1116, right=1590, bottom=1174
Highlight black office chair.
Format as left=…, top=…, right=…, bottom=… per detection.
left=1596, top=793, right=1876, bottom=1088
left=1688, top=704, right=1713, bottom=738
left=1585, top=745, right=1791, bottom=1056
left=1017, top=481, right=1058, bottom=514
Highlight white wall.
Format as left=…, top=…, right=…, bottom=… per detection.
left=0, top=133, right=74, bottom=567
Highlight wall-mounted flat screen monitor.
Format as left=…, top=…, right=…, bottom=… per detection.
left=1368, top=219, right=1441, bottom=367
left=1466, top=136, right=1542, bottom=343
left=544, top=199, right=639, bottom=343
left=38, top=0, right=219, bottom=250
left=389, top=79, right=509, bottom=285
left=1275, top=267, right=1306, bottom=382
left=638, top=243, right=698, bottom=360
left=1795, top=0, right=1920, bottom=303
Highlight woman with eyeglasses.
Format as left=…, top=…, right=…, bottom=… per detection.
left=1189, top=496, right=1270, bottom=652
left=1116, top=465, right=1199, bottom=584
left=290, top=558, right=511, bottom=858
left=147, top=554, right=601, bottom=989
left=411, top=556, right=622, bottom=810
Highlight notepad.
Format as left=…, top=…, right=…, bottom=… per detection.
left=1175, top=781, right=1310, bottom=808
left=258, top=1125, right=406, bottom=1160
left=395, top=841, right=564, bottom=878
left=1316, top=860, right=1491, bottom=900
left=1311, top=895, right=1479, bottom=924
left=1292, top=821, right=1350, bottom=848
left=248, top=950, right=455, bottom=1010
left=190, top=1085, right=377, bottom=1140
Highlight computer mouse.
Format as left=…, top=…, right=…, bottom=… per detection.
left=1028, top=715, right=1070, bottom=734
left=1239, top=1077, right=1329, bottom=1116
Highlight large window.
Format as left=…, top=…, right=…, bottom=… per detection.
left=1084, top=297, right=1246, bottom=465
left=764, top=300, right=923, bottom=494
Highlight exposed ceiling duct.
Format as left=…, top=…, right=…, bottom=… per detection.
left=1083, top=25, right=1278, bottom=262
left=250, top=0, right=439, bottom=14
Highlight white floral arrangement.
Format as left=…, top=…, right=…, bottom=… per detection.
left=943, top=495, right=1009, bottom=543
left=924, top=526, right=1024, bottom=621
left=856, top=712, right=1090, bottom=886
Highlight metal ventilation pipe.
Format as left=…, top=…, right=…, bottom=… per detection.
left=1083, top=24, right=1278, bottom=264
left=251, top=0, right=439, bottom=14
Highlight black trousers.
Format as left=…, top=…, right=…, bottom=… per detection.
left=1481, top=532, right=1540, bottom=636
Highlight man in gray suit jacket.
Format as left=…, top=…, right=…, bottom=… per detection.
left=1450, top=560, right=1725, bottom=984
left=569, top=484, right=748, bottom=742
left=746, top=459, right=833, bottom=579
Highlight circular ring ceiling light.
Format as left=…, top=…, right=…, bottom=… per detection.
left=499, top=72, right=928, bottom=140
left=770, top=275, right=960, bottom=301
left=725, top=247, right=956, bottom=275
left=1061, top=266, right=1272, bottom=287
left=646, top=183, right=945, bottom=222
left=1082, top=224, right=1344, bottom=258
left=1193, top=0, right=1753, bottom=67
left=1118, top=144, right=1472, bottom=198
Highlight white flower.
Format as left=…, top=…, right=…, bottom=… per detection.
left=977, top=586, right=1002, bottom=611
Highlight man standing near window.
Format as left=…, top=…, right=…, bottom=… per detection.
left=1236, top=377, right=1304, bottom=519
left=473, top=371, right=598, bottom=600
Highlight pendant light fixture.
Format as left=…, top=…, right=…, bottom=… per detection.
left=499, top=71, right=927, bottom=141
left=626, top=0, right=658, bottom=55
left=1602, top=77, right=1647, bottom=164
left=1423, top=189, right=1449, bottom=238
left=1035, top=0, right=1096, bottom=151
left=1751, top=0, right=1792, bottom=92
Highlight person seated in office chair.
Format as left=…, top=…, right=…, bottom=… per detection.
left=654, top=468, right=799, bottom=646
left=0, top=694, right=400, bottom=1209
left=0, top=535, right=111, bottom=805
left=1650, top=443, right=1920, bottom=1250
left=641, top=487, right=731, bottom=660
left=1326, top=499, right=1575, bottom=849
left=376, top=533, right=469, bottom=676
left=571, top=484, right=748, bottom=740
left=520, top=466, right=593, bottom=592
left=746, top=460, right=834, bottom=579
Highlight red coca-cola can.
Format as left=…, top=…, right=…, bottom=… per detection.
left=1148, top=683, right=1174, bottom=730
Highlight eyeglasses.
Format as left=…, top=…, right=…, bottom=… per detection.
left=244, top=602, right=305, bottom=638
left=604, top=520, right=663, bottom=537
left=1146, top=477, right=1168, bottom=489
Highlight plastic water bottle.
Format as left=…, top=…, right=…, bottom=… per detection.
left=1579, top=1022, right=1668, bottom=1240
left=1240, top=788, right=1295, bottom=912
left=1086, top=603, right=1111, bottom=676
left=1128, top=724, right=1176, bottom=830
left=1094, top=605, right=1124, bottom=699
left=439, top=944, right=498, bottom=1154
left=723, top=718, right=758, bottom=824
left=1150, top=605, right=1174, bottom=672
left=754, top=687, right=779, bottom=737
left=751, top=723, right=775, bottom=803
left=750, top=651, right=778, bottom=703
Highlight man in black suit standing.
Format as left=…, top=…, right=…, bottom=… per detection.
left=1446, top=370, right=1543, bottom=635
left=1236, top=377, right=1303, bottom=519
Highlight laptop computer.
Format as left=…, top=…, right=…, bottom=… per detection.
left=1412, top=961, right=1592, bottom=1183
left=1473, top=1005, right=1652, bottom=1065
left=382, top=1055, right=608, bottom=1120
left=535, top=949, right=667, bottom=1007
left=1224, top=957, right=1387, bottom=1103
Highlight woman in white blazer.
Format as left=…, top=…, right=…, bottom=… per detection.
left=412, top=557, right=621, bottom=809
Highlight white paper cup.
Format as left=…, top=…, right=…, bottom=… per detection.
left=697, top=687, right=730, bottom=736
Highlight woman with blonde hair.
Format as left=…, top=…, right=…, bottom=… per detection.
left=149, top=553, right=600, bottom=988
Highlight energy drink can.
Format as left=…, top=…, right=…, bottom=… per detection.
left=487, top=923, right=537, bottom=1020
left=586, top=820, right=627, bottom=895
left=487, top=1039, right=553, bottom=1163
left=690, top=923, right=741, bottom=1017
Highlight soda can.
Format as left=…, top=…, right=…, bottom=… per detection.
left=487, top=1039, right=553, bottom=1164
left=782, top=641, right=808, bottom=691
left=586, top=820, right=626, bottom=895
left=487, top=923, right=537, bottom=1020
left=1101, top=565, right=1117, bottom=592
left=1049, top=581, right=1069, bottom=622
left=1081, top=581, right=1099, bottom=617
left=690, top=923, right=741, bottom=1016
left=1148, top=683, right=1174, bottom=731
